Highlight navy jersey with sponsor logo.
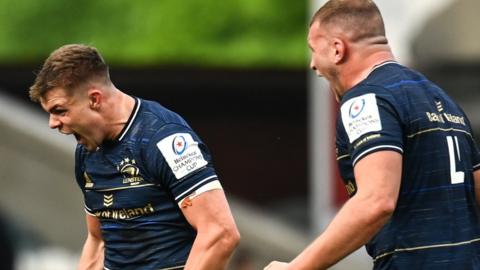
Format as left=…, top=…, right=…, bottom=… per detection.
left=336, top=62, right=480, bottom=269
left=75, top=97, right=219, bottom=270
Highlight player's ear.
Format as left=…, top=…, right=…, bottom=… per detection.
left=88, top=90, right=102, bottom=110
left=332, top=37, right=346, bottom=64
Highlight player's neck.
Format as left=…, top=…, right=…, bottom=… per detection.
left=342, top=49, right=395, bottom=90
left=104, top=88, right=136, bottom=141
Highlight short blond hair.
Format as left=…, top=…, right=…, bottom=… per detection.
left=29, top=44, right=110, bottom=102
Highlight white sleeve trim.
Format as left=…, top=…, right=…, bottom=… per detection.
left=189, top=180, right=222, bottom=199
left=473, top=163, right=480, bottom=170
left=174, top=175, right=218, bottom=201
left=352, top=145, right=403, bottom=166
left=177, top=180, right=223, bottom=207
left=84, top=208, right=96, bottom=216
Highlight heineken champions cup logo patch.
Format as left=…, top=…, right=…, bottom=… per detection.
left=156, top=133, right=208, bottom=180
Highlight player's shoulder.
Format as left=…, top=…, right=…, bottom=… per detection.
left=135, top=98, right=191, bottom=134
left=75, top=143, right=87, bottom=161
left=340, top=63, right=420, bottom=114
left=365, top=62, right=423, bottom=87
left=340, top=82, right=394, bottom=116
left=134, top=98, right=199, bottom=148
left=138, top=98, right=188, bottom=127
left=342, top=84, right=385, bottom=103
left=139, top=98, right=174, bottom=120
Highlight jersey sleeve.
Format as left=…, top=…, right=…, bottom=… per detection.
left=471, top=142, right=480, bottom=171
left=336, top=113, right=357, bottom=197
left=144, top=123, right=220, bottom=204
left=339, top=88, right=404, bottom=167
left=466, top=121, right=480, bottom=171
left=74, top=145, right=95, bottom=215
left=74, top=145, right=84, bottom=190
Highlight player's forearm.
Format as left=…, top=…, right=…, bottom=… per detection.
left=184, top=226, right=240, bottom=270
left=289, top=194, right=394, bottom=270
left=77, top=235, right=105, bottom=270
left=473, top=170, right=480, bottom=207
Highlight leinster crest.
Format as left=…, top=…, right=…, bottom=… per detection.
left=116, top=158, right=144, bottom=185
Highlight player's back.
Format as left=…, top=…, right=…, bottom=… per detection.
left=337, top=63, right=480, bottom=269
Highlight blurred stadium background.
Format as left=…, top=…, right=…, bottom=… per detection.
left=0, top=0, right=479, bottom=269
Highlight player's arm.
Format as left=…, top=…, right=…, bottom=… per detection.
left=265, top=150, right=402, bottom=270
left=181, top=188, right=240, bottom=270
left=474, top=169, right=480, bottom=206
left=78, top=214, right=104, bottom=270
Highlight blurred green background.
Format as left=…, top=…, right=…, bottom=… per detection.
left=0, top=2, right=310, bottom=270
left=0, top=0, right=307, bottom=67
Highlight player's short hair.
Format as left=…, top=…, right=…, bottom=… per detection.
left=310, top=0, right=385, bottom=42
left=29, top=44, right=110, bottom=102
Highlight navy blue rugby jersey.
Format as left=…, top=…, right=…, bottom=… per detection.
left=336, top=62, right=480, bottom=269
left=75, top=97, right=220, bottom=270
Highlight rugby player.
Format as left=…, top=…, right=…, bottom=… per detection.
left=266, top=0, right=480, bottom=269
left=29, top=44, right=240, bottom=270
